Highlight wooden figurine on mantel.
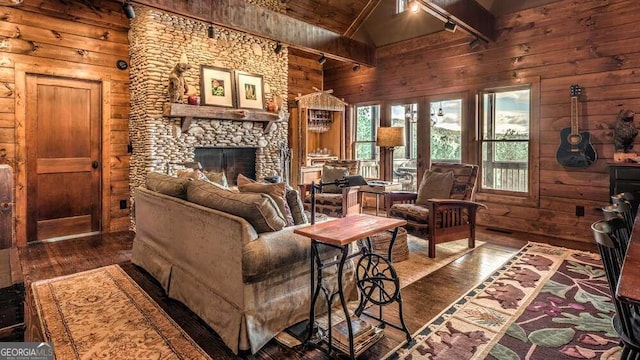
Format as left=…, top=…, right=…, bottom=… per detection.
left=168, top=53, right=191, bottom=103
left=613, top=109, right=639, bottom=162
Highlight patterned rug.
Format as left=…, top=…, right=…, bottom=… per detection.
left=32, top=265, right=211, bottom=360
left=385, top=242, right=622, bottom=360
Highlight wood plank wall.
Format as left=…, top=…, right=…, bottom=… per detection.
left=324, top=0, right=640, bottom=243
left=287, top=48, right=323, bottom=102
left=0, top=0, right=131, bottom=245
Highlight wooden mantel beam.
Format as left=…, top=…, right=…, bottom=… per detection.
left=132, top=0, right=376, bottom=66
left=415, top=0, right=496, bottom=42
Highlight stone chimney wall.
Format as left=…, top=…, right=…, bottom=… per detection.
left=128, top=6, right=289, bottom=189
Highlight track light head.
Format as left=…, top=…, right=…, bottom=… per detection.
left=409, top=1, right=420, bottom=13
left=469, top=37, right=484, bottom=50
left=444, top=19, right=457, bottom=33
left=352, top=63, right=360, bottom=72
left=317, top=54, right=327, bottom=65
left=208, top=25, right=215, bottom=38
left=274, top=42, right=283, bottom=54
left=122, top=0, right=135, bottom=19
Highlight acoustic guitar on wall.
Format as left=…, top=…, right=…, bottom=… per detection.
left=556, top=85, right=597, bottom=168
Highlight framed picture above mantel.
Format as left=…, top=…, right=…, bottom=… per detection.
left=235, top=71, right=264, bottom=110
left=200, top=66, right=235, bottom=107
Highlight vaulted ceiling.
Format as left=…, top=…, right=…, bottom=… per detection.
left=281, top=0, right=562, bottom=48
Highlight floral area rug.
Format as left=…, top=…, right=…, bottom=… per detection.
left=32, top=265, right=211, bottom=360
left=386, top=242, right=622, bottom=360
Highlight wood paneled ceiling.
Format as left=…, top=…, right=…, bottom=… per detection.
left=283, top=0, right=562, bottom=47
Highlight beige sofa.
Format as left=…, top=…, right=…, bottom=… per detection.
left=131, top=177, right=356, bottom=354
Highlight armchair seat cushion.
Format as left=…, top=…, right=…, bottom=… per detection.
left=389, top=203, right=470, bottom=231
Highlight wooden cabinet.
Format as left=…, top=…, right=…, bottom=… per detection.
left=289, top=106, right=345, bottom=186
left=0, top=248, right=24, bottom=341
left=609, top=163, right=640, bottom=196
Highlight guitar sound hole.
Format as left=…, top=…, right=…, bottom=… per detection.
left=568, top=134, right=582, bottom=145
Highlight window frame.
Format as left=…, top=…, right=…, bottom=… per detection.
left=474, top=78, right=540, bottom=207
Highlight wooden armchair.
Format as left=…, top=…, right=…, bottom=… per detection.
left=299, top=160, right=361, bottom=218
left=385, top=162, right=486, bottom=258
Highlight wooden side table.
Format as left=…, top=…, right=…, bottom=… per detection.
left=358, top=182, right=402, bottom=216
left=294, top=214, right=411, bottom=359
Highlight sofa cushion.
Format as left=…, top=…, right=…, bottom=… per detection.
left=415, top=170, right=454, bottom=205
left=146, top=172, right=190, bottom=199
left=187, top=180, right=286, bottom=233
left=242, top=226, right=341, bottom=283
left=322, top=165, right=350, bottom=193
left=237, top=174, right=294, bottom=226
left=176, top=169, right=208, bottom=181
left=203, top=170, right=228, bottom=187
left=285, top=187, right=308, bottom=225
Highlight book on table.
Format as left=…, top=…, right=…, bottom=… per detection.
left=332, top=326, right=384, bottom=356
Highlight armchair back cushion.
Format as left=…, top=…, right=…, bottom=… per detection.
left=321, top=165, right=350, bottom=193
left=431, top=162, right=478, bottom=200
left=324, top=159, right=360, bottom=175
left=415, top=170, right=454, bottom=205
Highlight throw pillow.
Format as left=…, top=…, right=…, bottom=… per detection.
left=415, top=170, right=455, bottom=205
left=145, top=172, right=190, bottom=199
left=187, top=180, right=286, bottom=233
left=285, top=187, right=308, bottom=225
left=203, top=170, right=228, bottom=187
left=237, top=174, right=294, bottom=226
left=176, top=169, right=208, bottom=181
left=321, top=165, right=350, bottom=193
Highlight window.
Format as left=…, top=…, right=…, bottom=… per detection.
left=430, top=99, right=462, bottom=163
left=396, top=0, right=409, bottom=13
left=390, top=104, right=417, bottom=190
left=355, top=105, right=380, bottom=178
left=480, top=87, right=531, bottom=193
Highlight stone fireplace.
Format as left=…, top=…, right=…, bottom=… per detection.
left=127, top=6, right=289, bottom=192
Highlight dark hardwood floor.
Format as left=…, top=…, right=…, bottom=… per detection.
left=17, top=224, right=597, bottom=359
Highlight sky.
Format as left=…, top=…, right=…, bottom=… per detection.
left=391, top=90, right=530, bottom=134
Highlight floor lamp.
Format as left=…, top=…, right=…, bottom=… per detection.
left=376, top=127, right=405, bottom=180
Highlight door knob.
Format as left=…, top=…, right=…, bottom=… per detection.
left=91, top=161, right=99, bottom=169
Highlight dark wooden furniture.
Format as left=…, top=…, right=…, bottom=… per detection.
left=609, top=163, right=640, bottom=196
left=617, top=211, right=640, bottom=305
left=294, top=214, right=410, bottom=359
left=593, top=218, right=640, bottom=358
left=385, top=163, right=486, bottom=258
left=299, top=160, right=362, bottom=218
left=0, top=247, right=24, bottom=342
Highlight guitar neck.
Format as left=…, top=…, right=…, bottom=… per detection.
left=570, top=96, right=579, bottom=135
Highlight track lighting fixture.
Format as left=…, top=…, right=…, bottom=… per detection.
left=352, top=63, right=360, bottom=72
left=274, top=42, right=282, bottom=54
left=444, top=19, right=457, bottom=33
left=469, top=37, right=484, bottom=50
left=208, top=24, right=215, bottom=38
left=122, top=0, right=135, bottom=19
left=317, top=54, right=327, bottom=65
left=409, top=1, right=420, bottom=13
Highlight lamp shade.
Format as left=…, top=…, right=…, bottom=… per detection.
left=376, top=127, right=405, bottom=148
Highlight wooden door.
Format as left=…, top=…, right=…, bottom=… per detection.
left=26, top=75, right=101, bottom=242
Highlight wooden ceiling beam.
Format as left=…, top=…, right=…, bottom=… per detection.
left=415, top=0, right=496, bottom=42
left=343, top=0, right=382, bottom=38
left=132, top=0, right=376, bottom=66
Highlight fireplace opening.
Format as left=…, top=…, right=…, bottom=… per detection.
left=194, top=147, right=257, bottom=186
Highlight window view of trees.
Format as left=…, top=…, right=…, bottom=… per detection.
left=355, top=105, right=380, bottom=178
left=481, top=88, right=530, bottom=193
left=430, top=99, right=462, bottom=162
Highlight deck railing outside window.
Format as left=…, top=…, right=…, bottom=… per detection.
left=482, top=161, right=528, bottom=192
